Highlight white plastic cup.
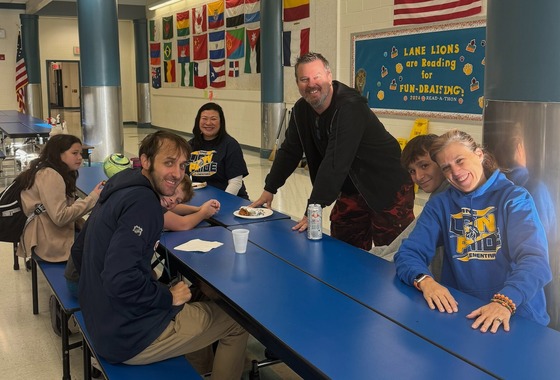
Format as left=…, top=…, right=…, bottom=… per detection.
left=232, top=229, right=250, bottom=254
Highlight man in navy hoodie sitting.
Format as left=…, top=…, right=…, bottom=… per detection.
left=77, top=131, right=248, bottom=379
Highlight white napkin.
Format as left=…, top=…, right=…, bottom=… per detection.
left=174, top=239, right=223, bottom=253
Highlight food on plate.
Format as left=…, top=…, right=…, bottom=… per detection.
left=238, top=207, right=250, bottom=216
left=238, top=207, right=265, bottom=217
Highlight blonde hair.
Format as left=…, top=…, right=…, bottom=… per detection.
left=429, top=129, right=498, bottom=178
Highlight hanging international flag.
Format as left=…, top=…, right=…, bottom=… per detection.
left=210, top=59, right=226, bottom=88
left=245, top=27, right=260, bottom=74
left=393, top=0, right=482, bottom=26
left=163, top=42, right=173, bottom=61
left=152, top=67, right=161, bottom=89
left=193, top=61, right=208, bottom=89
left=177, top=39, right=190, bottom=63
left=150, top=43, right=161, bottom=65
left=193, top=34, right=208, bottom=60
left=209, top=30, right=225, bottom=60
left=15, top=31, right=28, bottom=113
left=208, top=0, right=225, bottom=30
left=283, top=27, right=310, bottom=66
left=180, top=62, right=192, bottom=87
left=228, top=60, right=240, bottom=77
left=226, top=27, right=244, bottom=59
left=149, top=19, right=158, bottom=41
left=177, top=10, right=190, bottom=37
left=193, top=5, right=208, bottom=34
left=225, top=0, right=244, bottom=27
left=283, top=0, right=309, bottom=22
left=164, top=60, right=176, bottom=82
left=162, top=16, right=174, bottom=39
left=245, top=0, right=260, bottom=24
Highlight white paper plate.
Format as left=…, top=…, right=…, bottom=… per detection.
left=192, top=182, right=207, bottom=189
left=233, top=207, right=273, bottom=219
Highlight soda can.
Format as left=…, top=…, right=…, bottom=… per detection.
left=307, top=204, right=322, bottom=240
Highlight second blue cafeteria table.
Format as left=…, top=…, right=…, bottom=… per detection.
left=161, top=226, right=494, bottom=379
left=241, top=218, right=560, bottom=379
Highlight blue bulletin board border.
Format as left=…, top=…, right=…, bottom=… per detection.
left=351, top=20, right=486, bottom=121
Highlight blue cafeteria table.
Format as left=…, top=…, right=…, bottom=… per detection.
left=0, top=122, right=51, bottom=139
left=161, top=226, right=494, bottom=379
left=0, top=110, right=51, bottom=137
left=241, top=218, right=560, bottom=379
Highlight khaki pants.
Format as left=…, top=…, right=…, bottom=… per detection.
left=124, top=301, right=248, bottom=380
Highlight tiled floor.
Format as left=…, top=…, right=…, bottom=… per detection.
left=0, top=126, right=424, bottom=379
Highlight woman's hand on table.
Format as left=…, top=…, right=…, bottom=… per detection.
left=467, top=302, right=511, bottom=333
left=419, top=277, right=459, bottom=314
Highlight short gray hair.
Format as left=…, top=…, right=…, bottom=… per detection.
left=294, top=52, right=331, bottom=80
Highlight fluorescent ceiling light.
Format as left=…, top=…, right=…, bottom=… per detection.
left=148, top=0, right=182, bottom=11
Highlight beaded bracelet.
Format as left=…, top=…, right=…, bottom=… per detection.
left=491, top=293, right=516, bottom=315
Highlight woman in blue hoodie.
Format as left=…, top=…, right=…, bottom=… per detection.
left=395, top=129, right=551, bottom=333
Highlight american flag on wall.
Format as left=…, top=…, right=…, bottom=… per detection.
left=15, top=31, right=28, bottom=113
left=393, top=0, right=482, bottom=26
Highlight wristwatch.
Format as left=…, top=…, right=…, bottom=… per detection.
left=413, top=273, right=430, bottom=291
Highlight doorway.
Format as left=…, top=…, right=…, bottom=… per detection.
left=46, top=60, right=82, bottom=138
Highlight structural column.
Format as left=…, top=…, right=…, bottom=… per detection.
left=20, top=14, right=42, bottom=118
left=77, top=0, right=123, bottom=161
left=483, top=0, right=560, bottom=330
left=260, top=0, right=284, bottom=158
left=134, top=19, right=151, bottom=129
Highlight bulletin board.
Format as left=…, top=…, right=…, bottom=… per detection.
left=351, top=20, right=486, bottom=120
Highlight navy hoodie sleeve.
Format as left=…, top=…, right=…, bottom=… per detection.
left=101, top=188, right=171, bottom=312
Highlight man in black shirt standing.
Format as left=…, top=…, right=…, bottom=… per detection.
left=252, top=52, right=414, bottom=250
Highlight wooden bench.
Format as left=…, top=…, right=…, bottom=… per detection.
left=73, top=311, right=202, bottom=379
left=31, top=259, right=81, bottom=380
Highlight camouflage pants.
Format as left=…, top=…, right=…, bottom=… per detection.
left=330, top=183, right=415, bottom=250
